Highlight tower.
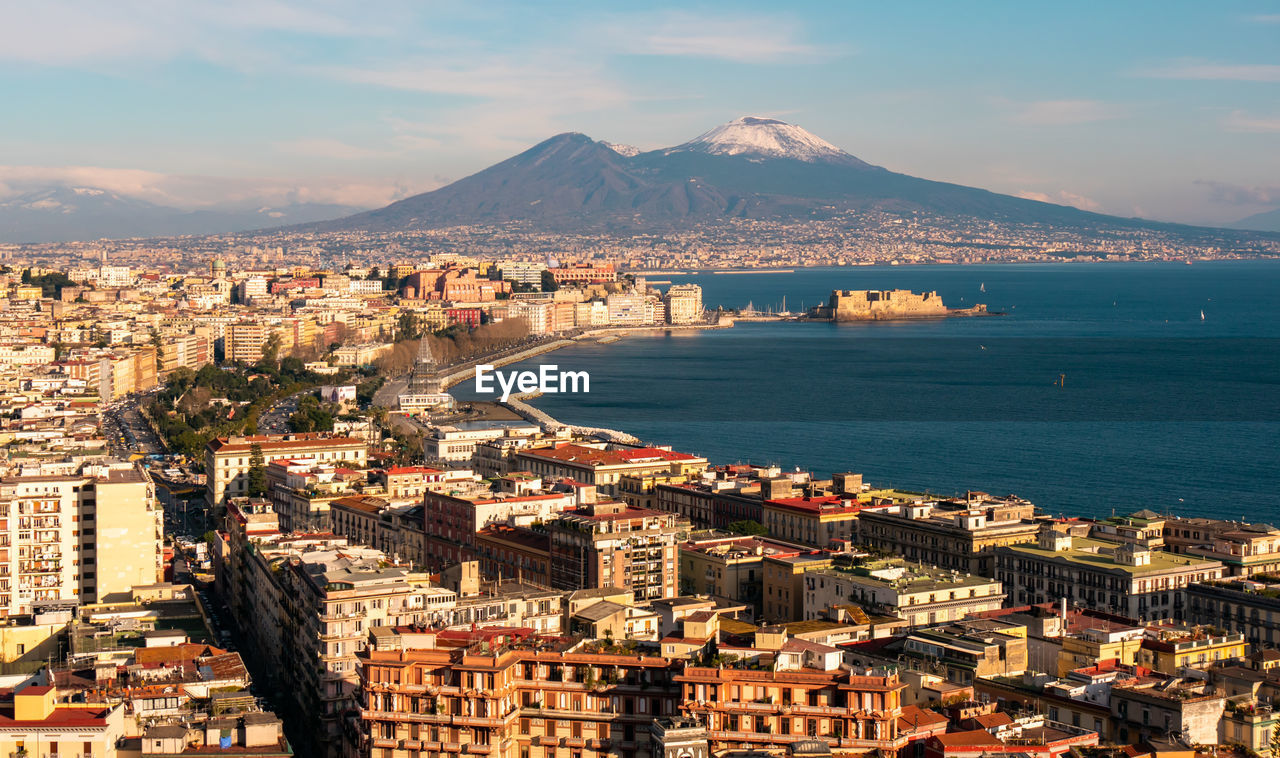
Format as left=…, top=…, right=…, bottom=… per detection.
left=408, top=338, right=442, bottom=395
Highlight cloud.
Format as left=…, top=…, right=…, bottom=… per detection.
left=0, top=164, right=423, bottom=210
left=0, top=1, right=392, bottom=67
left=274, top=138, right=391, bottom=161
left=1011, top=100, right=1127, bottom=126
left=1221, top=110, right=1280, bottom=133
left=1194, top=180, right=1280, bottom=206
left=1249, top=14, right=1280, bottom=23
left=1016, top=189, right=1102, bottom=211
left=1135, top=59, right=1280, bottom=82
left=599, top=11, right=832, bottom=63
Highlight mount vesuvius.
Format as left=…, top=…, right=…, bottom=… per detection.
left=299, top=117, right=1271, bottom=243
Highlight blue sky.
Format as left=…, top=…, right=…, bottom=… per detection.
left=1, top=1, right=1278, bottom=224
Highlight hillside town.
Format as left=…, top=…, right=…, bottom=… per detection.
left=0, top=256, right=1277, bottom=758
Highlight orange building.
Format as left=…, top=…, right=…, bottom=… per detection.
left=678, top=666, right=907, bottom=754
left=358, top=626, right=914, bottom=758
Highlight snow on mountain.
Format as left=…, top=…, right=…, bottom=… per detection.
left=667, top=116, right=871, bottom=167
left=601, top=141, right=640, bottom=157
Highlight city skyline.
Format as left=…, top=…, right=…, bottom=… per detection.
left=2, top=1, right=1279, bottom=225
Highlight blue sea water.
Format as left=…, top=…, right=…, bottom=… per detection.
left=458, top=261, right=1280, bottom=521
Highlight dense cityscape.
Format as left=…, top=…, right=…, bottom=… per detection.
left=0, top=255, right=1274, bottom=758
left=3, top=210, right=1278, bottom=277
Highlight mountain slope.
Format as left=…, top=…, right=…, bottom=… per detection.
left=0, top=187, right=364, bottom=243
left=1228, top=207, right=1280, bottom=233
left=303, top=117, right=1183, bottom=235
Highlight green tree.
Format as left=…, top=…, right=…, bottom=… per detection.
left=258, top=333, right=282, bottom=369
left=727, top=520, right=770, bottom=537
left=540, top=269, right=559, bottom=292
left=246, top=443, right=267, bottom=497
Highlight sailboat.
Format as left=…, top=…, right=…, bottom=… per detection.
left=980, top=282, right=985, bottom=293
left=1200, top=310, right=1205, bottom=321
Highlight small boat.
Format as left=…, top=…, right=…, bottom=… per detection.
left=980, top=282, right=985, bottom=293
left=1200, top=310, right=1205, bottom=321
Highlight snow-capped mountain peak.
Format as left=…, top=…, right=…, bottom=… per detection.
left=600, top=141, right=640, bottom=157
left=668, top=116, right=870, bottom=167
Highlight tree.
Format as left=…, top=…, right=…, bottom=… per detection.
left=540, top=269, right=559, bottom=293
left=246, top=443, right=267, bottom=497
left=258, top=333, right=282, bottom=369
left=727, top=520, right=770, bottom=537
left=1269, top=723, right=1280, bottom=758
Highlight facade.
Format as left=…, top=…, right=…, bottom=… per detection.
left=0, top=685, right=125, bottom=758
left=995, top=530, right=1225, bottom=622
left=358, top=626, right=912, bottom=758
left=802, top=561, right=1005, bottom=625
left=679, top=533, right=809, bottom=614
left=664, top=284, right=703, bottom=324
left=762, top=496, right=870, bottom=548
left=205, top=433, right=367, bottom=508
left=548, top=502, right=682, bottom=601
left=516, top=444, right=708, bottom=495
left=857, top=498, right=1040, bottom=577
left=1187, top=579, right=1280, bottom=647
left=421, top=486, right=573, bottom=571
left=1110, top=678, right=1225, bottom=745
left=550, top=263, right=618, bottom=285
left=0, top=462, right=162, bottom=616
left=678, top=664, right=908, bottom=754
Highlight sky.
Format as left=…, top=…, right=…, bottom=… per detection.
left=1, top=0, right=1278, bottom=224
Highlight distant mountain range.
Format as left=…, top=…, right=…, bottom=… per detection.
left=5, top=118, right=1277, bottom=245
left=0, top=186, right=364, bottom=243
left=300, top=116, right=1276, bottom=246
left=1227, top=207, right=1280, bottom=233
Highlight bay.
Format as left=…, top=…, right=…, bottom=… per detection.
left=456, top=261, right=1280, bottom=521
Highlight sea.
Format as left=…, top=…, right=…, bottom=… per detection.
left=455, top=261, right=1280, bottom=522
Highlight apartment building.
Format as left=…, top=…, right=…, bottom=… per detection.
left=762, top=495, right=873, bottom=548
left=205, top=433, right=367, bottom=508
left=218, top=505, right=453, bottom=758
left=802, top=560, right=1005, bottom=625
left=0, top=685, right=126, bottom=758
left=421, top=485, right=574, bottom=571
left=0, top=462, right=162, bottom=616
left=549, top=262, right=618, bottom=284
left=359, top=627, right=679, bottom=758
left=157, top=334, right=211, bottom=378
left=678, top=662, right=908, bottom=754
left=858, top=497, right=1041, bottom=577
left=664, top=284, right=703, bottom=324
left=680, top=533, right=810, bottom=614
left=516, top=443, right=707, bottom=495
left=548, top=502, right=683, bottom=601
left=995, top=528, right=1225, bottom=622
left=1187, top=579, right=1280, bottom=647
left=422, top=421, right=541, bottom=463
left=358, top=625, right=912, bottom=758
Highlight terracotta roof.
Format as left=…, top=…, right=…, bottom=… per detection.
left=932, top=730, right=1005, bottom=748
left=520, top=443, right=701, bottom=467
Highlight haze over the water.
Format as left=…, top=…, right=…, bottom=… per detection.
left=2, top=2, right=1279, bottom=227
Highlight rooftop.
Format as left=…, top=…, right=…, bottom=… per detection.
left=1005, top=536, right=1222, bottom=575
left=520, top=443, right=703, bottom=467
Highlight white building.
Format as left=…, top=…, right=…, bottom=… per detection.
left=665, top=284, right=704, bottom=324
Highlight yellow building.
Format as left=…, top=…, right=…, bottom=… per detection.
left=0, top=463, right=163, bottom=615
left=1058, top=627, right=1146, bottom=676
left=0, top=620, right=65, bottom=672
left=0, top=685, right=126, bottom=758
left=1139, top=627, right=1248, bottom=674
left=762, top=551, right=835, bottom=623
